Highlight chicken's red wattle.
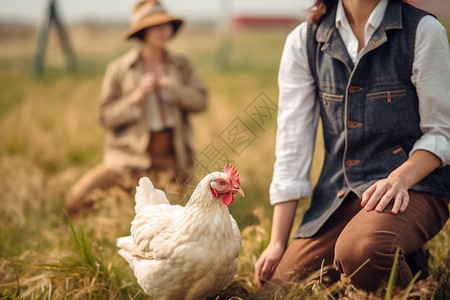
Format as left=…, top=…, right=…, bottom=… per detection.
left=222, top=192, right=234, bottom=206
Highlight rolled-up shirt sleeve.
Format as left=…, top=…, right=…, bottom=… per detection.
left=410, top=15, right=450, bottom=166
left=269, top=23, right=320, bottom=205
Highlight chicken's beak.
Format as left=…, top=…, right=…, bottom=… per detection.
left=234, top=187, right=245, bottom=197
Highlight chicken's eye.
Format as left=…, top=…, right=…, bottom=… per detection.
left=218, top=180, right=226, bottom=186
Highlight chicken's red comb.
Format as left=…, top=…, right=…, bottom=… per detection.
left=224, top=163, right=240, bottom=187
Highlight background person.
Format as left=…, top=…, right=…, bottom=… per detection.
left=64, top=0, right=208, bottom=218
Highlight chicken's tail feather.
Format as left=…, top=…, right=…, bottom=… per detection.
left=117, top=235, right=133, bottom=249
left=134, top=177, right=170, bottom=214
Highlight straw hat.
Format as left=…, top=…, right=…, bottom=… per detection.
left=125, top=0, right=183, bottom=40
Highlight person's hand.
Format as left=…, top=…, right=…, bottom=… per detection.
left=254, top=243, right=285, bottom=288
left=361, top=150, right=442, bottom=215
left=130, top=73, right=159, bottom=104
left=139, top=72, right=159, bottom=94
left=361, top=175, right=409, bottom=215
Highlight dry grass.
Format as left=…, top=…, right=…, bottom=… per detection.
left=0, top=23, right=449, bottom=299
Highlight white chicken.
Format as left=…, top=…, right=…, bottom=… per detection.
left=117, top=164, right=244, bottom=300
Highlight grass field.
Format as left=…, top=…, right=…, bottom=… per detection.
left=0, top=22, right=449, bottom=299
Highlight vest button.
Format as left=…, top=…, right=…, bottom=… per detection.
left=348, top=86, right=363, bottom=94
left=337, top=190, right=345, bottom=198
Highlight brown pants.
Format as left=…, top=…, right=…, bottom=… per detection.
left=269, top=191, right=449, bottom=291
left=64, top=130, right=178, bottom=219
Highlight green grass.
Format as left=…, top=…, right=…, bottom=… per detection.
left=0, top=24, right=449, bottom=299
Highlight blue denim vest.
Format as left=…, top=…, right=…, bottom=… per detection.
left=296, top=1, right=450, bottom=238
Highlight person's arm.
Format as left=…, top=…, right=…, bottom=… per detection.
left=98, top=59, right=145, bottom=130
left=254, top=200, right=297, bottom=287
left=254, top=22, right=318, bottom=287
left=362, top=16, right=450, bottom=214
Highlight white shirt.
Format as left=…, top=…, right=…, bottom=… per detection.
left=146, top=66, right=177, bottom=132
left=270, top=0, right=450, bottom=205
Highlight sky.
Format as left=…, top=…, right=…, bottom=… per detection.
left=0, top=0, right=315, bottom=25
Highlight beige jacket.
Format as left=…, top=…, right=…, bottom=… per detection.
left=98, top=47, right=208, bottom=172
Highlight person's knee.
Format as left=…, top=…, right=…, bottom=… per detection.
left=64, top=188, right=86, bottom=218
left=64, top=178, right=99, bottom=218
left=334, top=234, right=375, bottom=276
left=63, top=165, right=117, bottom=218
left=335, top=233, right=403, bottom=291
